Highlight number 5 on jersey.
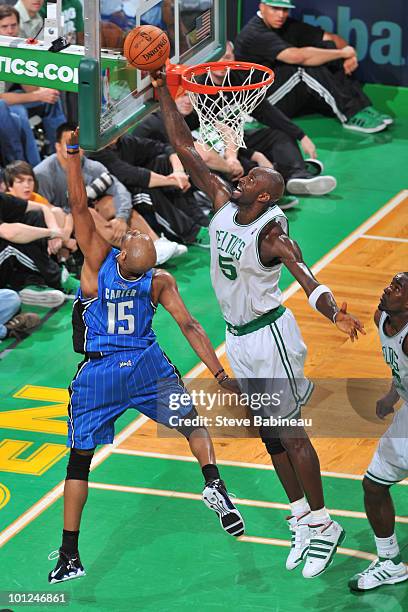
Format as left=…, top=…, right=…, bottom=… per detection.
left=107, top=301, right=135, bottom=334
left=219, top=255, right=237, bottom=281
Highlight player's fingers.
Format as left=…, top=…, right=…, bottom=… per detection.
left=341, top=302, right=347, bottom=312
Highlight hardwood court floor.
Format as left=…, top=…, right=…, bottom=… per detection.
left=121, top=193, right=408, bottom=476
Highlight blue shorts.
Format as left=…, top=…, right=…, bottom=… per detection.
left=67, top=343, right=194, bottom=449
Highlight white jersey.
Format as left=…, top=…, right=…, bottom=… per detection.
left=379, top=312, right=408, bottom=403
left=209, top=201, right=288, bottom=326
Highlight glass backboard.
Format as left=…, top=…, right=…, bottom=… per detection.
left=79, top=0, right=226, bottom=151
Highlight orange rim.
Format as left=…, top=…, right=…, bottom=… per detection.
left=181, top=61, right=275, bottom=94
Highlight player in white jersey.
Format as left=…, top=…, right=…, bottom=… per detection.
left=349, top=273, right=408, bottom=591
left=154, top=71, right=365, bottom=579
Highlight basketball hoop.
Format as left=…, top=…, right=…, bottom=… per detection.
left=181, top=61, right=275, bottom=151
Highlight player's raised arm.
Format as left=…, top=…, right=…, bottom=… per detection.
left=152, top=71, right=230, bottom=211
left=66, top=129, right=111, bottom=292
left=260, top=223, right=365, bottom=342
left=152, top=269, right=240, bottom=393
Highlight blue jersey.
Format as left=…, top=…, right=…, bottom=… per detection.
left=72, top=249, right=156, bottom=354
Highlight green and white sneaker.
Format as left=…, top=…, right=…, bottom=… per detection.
left=343, top=110, right=387, bottom=134
left=193, top=226, right=210, bottom=249
left=60, top=266, right=80, bottom=298
left=19, top=286, right=65, bottom=308
left=286, top=513, right=310, bottom=570
left=349, top=556, right=408, bottom=591
left=363, top=106, right=394, bottom=126
left=302, top=520, right=345, bottom=578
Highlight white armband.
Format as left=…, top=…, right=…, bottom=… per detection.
left=308, top=285, right=333, bottom=311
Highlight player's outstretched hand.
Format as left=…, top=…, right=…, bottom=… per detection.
left=335, top=302, right=366, bottom=342
left=376, top=396, right=395, bottom=420
left=219, top=377, right=241, bottom=395
left=151, top=68, right=166, bottom=88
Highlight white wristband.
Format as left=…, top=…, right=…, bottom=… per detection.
left=308, top=285, right=333, bottom=311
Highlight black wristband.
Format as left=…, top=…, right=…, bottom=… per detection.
left=214, top=368, right=225, bottom=379
left=217, top=374, right=229, bottom=385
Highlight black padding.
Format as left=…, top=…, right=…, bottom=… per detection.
left=175, top=408, right=205, bottom=439
left=259, top=426, right=286, bottom=455
left=66, top=448, right=94, bottom=481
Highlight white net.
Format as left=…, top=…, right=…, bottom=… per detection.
left=184, top=64, right=273, bottom=151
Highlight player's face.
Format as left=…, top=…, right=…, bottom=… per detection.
left=0, top=16, right=19, bottom=37
left=9, top=175, right=35, bottom=200
left=232, top=168, right=269, bottom=207
left=379, top=274, right=408, bottom=313
left=259, top=5, right=290, bottom=29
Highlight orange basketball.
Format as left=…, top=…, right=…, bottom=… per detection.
left=123, top=25, right=170, bottom=72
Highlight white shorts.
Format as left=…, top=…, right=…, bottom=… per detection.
left=366, top=402, right=408, bottom=486
left=226, top=308, right=314, bottom=420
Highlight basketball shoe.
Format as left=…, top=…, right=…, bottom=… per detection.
left=348, top=556, right=408, bottom=591
left=48, top=549, right=86, bottom=583
left=202, top=479, right=245, bottom=537
left=286, top=513, right=311, bottom=570
left=302, top=520, right=345, bottom=578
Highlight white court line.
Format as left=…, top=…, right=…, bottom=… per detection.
left=361, top=234, right=408, bottom=244
left=0, top=415, right=147, bottom=548
left=1, top=191, right=407, bottom=549
left=186, top=190, right=408, bottom=377
left=111, top=448, right=408, bottom=486
left=88, top=481, right=408, bottom=524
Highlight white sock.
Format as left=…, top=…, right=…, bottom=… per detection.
left=310, top=507, right=330, bottom=524
left=290, top=496, right=310, bottom=517
left=375, top=534, right=400, bottom=560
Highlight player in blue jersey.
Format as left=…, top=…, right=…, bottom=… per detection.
left=48, top=130, right=244, bottom=584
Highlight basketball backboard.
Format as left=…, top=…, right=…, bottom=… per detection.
left=79, top=0, right=226, bottom=150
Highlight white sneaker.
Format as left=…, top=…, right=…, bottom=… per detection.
left=202, top=479, right=245, bottom=537
left=302, top=520, right=345, bottom=578
left=286, top=513, right=310, bottom=570
left=349, top=557, right=408, bottom=591
left=154, top=235, right=187, bottom=265
left=286, top=175, right=337, bottom=196
left=19, top=286, right=65, bottom=307
left=154, top=236, right=178, bottom=265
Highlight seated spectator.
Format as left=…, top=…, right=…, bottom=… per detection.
left=15, top=0, right=44, bottom=40
left=90, top=132, right=211, bottom=248
left=0, top=191, right=79, bottom=306
left=0, top=5, right=66, bottom=154
left=35, top=124, right=182, bottom=263
left=0, top=288, right=40, bottom=340
left=235, top=1, right=391, bottom=133
left=4, top=160, right=77, bottom=260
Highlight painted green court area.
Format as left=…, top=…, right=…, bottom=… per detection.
left=1, top=88, right=408, bottom=610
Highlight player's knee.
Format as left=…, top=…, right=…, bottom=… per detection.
left=175, top=408, right=206, bottom=439
left=280, top=435, right=309, bottom=454
left=363, top=475, right=389, bottom=498
left=261, top=434, right=286, bottom=456
left=66, top=448, right=94, bottom=481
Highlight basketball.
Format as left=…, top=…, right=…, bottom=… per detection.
left=123, top=25, right=170, bottom=72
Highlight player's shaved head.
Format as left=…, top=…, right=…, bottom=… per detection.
left=256, top=167, right=285, bottom=202
left=232, top=166, right=285, bottom=208
left=117, top=231, right=157, bottom=276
